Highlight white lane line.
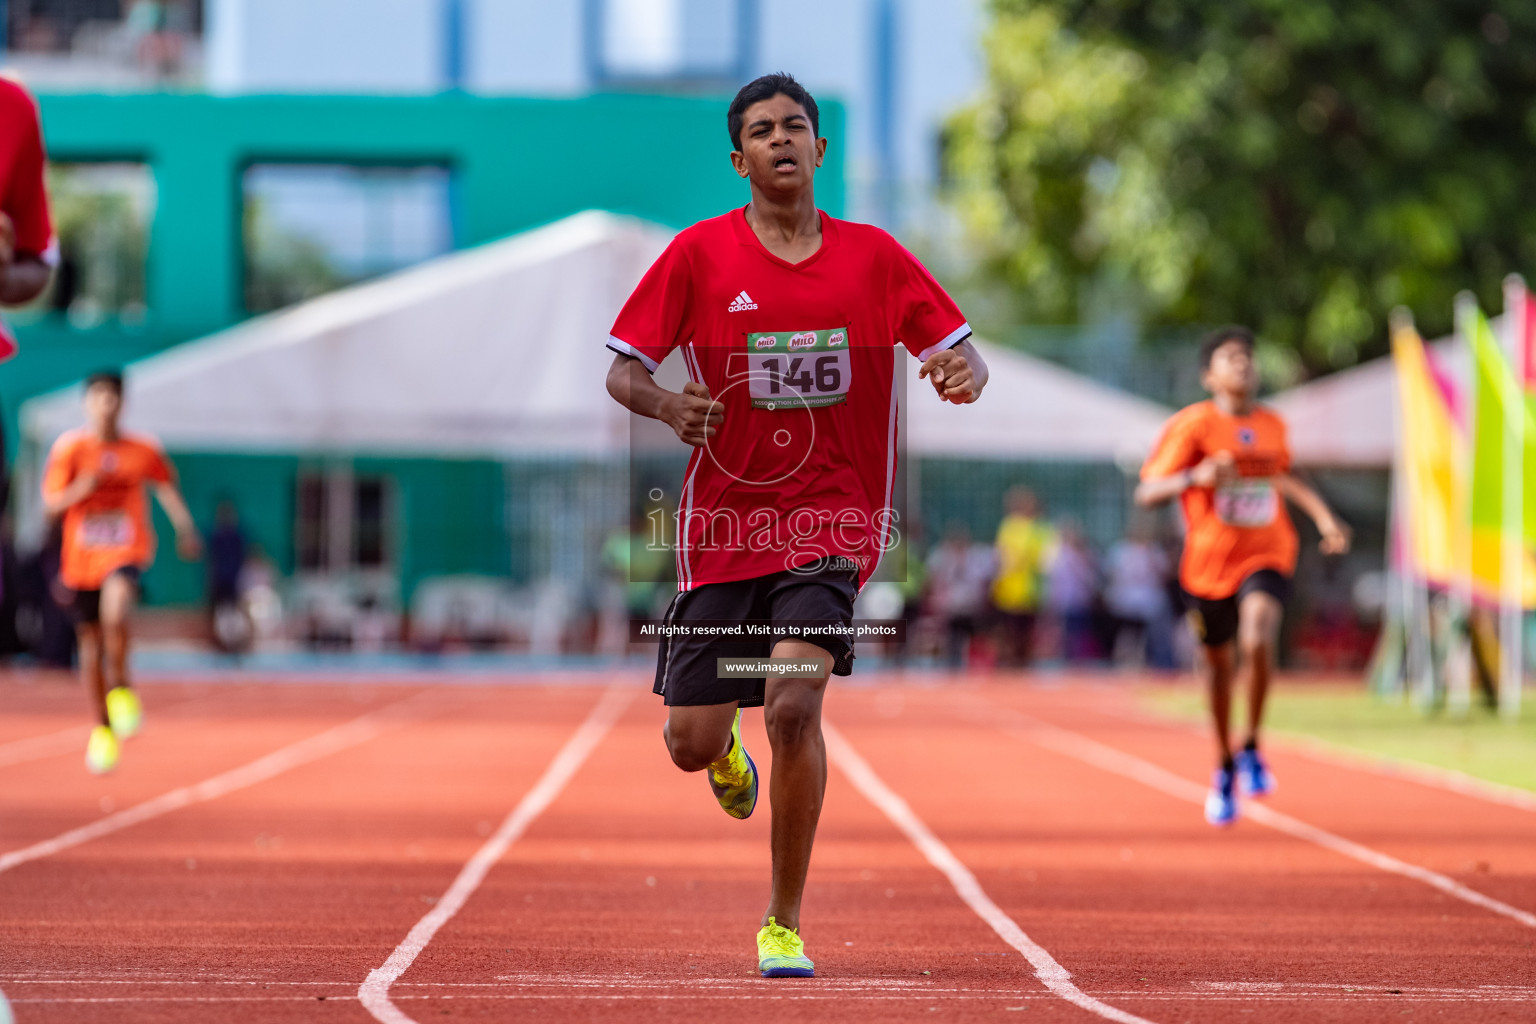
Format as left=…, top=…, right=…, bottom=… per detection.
left=0, top=691, right=436, bottom=876
left=973, top=701, right=1536, bottom=931
left=0, top=696, right=218, bottom=769
left=1096, top=698, right=1536, bottom=814
left=822, top=720, right=1159, bottom=1024
left=1266, top=732, right=1536, bottom=813
left=13, top=976, right=1536, bottom=1001
left=0, top=726, right=82, bottom=768
left=358, top=686, right=633, bottom=1024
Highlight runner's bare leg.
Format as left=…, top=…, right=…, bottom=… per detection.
left=100, top=573, right=137, bottom=692
left=664, top=702, right=739, bottom=771
left=761, top=639, right=832, bottom=932
left=1236, top=591, right=1283, bottom=745
left=1205, top=643, right=1235, bottom=762
left=77, top=623, right=107, bottom=726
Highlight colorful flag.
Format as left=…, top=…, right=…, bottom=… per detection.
left=1467, top=308, right=1536, bottom=606
left=1391, top=320, right=1465, bottom=587
left=1524, top=292, right=1536, bottom=390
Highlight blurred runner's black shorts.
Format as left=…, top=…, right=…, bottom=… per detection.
left=1183, top=569, right=1292, bottom=648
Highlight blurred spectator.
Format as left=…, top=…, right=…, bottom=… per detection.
left=125, top=0, right=195, bottom=77
left=926, top=523, right=995, bottom=669
left=1046, top=521, right=1100, bottom=664
left=206, top=499, right=250, bottom=652
left=990, top=486, right=1054, bottom=667
left=894, top=527, right=927, bottom=662
left=1103, top=515, right=1175, bottom=670
left=239, top=542, right=283, bottom=645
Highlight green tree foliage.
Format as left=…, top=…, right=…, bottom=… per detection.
left=946, top=0, right=1536, bottom=371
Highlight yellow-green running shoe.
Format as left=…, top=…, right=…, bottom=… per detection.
left=85, top=725, right=119, bottom=775
left=105, top=686, right=142, bottom=739
left=757, top=917, right=815, bottom=978
left=708, top=709, right=758, bottom=819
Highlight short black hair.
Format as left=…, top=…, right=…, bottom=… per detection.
left=728, top=72, right=819, bottom=151
left=1198, top=325, right=1255, bottom=370
left=84, top=369, right=124, bottom=394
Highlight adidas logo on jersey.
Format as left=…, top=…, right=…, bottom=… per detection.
left=727, top=291, right=758, bottom=312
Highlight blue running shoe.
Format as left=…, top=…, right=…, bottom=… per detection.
left=1235, top=746, right=1275, bottom=798
left=1204, top=767, right=1239, bottom=827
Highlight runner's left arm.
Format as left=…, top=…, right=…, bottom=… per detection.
left=151, top=481, right=205, bottom=560
left=1274, top=474, right=1351, bottom=555
left=918, top=338, right=988, bottom=404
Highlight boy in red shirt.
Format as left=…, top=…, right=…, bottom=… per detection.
left=606, top=73, right=987, bottom=976
left=43, top=372, right=202, bottom=774
left=1137, top=327, right=1349, bottom=826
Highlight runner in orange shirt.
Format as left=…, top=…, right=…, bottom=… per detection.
left=42, top=371, right=202, bottom=774
left=1137, top=327, right=1350, bottom=826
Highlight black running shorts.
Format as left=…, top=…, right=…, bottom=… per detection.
left=71, top=566, right=143, bottom=625
left=1183, top=569, right=1292, bottom=648
left=653, top=558, right=858, bottom=707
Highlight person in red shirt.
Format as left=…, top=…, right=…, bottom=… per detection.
left=606, top=73, right=988, bottom=977
left=1137, top=327, right=1349, bottom=826
left=43, top=371, right=202, bottom=774
left=1, top=76, right=56, bottom=509
left=0, top=77, right=53, bottom=312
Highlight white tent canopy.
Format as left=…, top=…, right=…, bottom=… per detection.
left=21, top=210, right=1170, bottom=464
left=1268, top=332, right=1470, bottom=468
left=905, top=341, right=1170, bottom=461
left=23, top=210, right=671, bottom=458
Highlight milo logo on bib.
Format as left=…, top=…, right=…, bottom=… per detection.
left=745, top=328, right=853, bottom=410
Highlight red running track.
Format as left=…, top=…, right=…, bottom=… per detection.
left=0, top=672, right=1533, bottom=1023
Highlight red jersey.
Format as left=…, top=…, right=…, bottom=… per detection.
left=609, top=207, right=970, bottom=590
left=0, top=77, right=54, bottom=361
left=1141, top=401, right=1297, bottom=599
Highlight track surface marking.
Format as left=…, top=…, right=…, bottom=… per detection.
left=358, top=686, right=633, bottom=1023
left=0, top=726, right=85, bottom=769
left=1102, top=691, right=1536, bottom=814
left=0, top=690, right=436, bottom=875
left=963, top=695, right=1536, bottom=930
left=824, top=720, right=1157, bottom=1024
left=3, top=674, right=1534, bottom=1023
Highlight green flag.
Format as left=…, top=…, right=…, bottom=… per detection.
left=1469, top=309, right=1536, bottom=546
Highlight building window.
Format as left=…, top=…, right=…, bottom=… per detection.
left=242, top=163, right=453, bottom=314
left=590, top=0, right=752, bottom=87
left=11, top=162, right=154, bottom=329
left=295, top=470, right=394, bottom=573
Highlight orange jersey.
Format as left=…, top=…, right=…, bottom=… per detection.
left=1141, top=401, right=1296, bottom=600
left=43, top=429, right=174, bottom=591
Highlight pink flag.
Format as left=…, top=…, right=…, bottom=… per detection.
left=1524, top=293, right=1536, bottom=389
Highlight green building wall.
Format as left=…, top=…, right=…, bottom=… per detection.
left=146, top=454, right=511, bottom=608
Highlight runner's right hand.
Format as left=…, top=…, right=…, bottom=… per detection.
left=176, top=529, right=205, bottom=561
left=661, top=382, right=724, bottom=447
left=0, top=212, right=14, bottom=268
left=71, top=471, right=101, bottom=500
left=1189, top=452, right=1238, bottom=488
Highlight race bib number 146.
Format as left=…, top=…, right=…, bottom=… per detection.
left=746, top=328, right=852, bottom=410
